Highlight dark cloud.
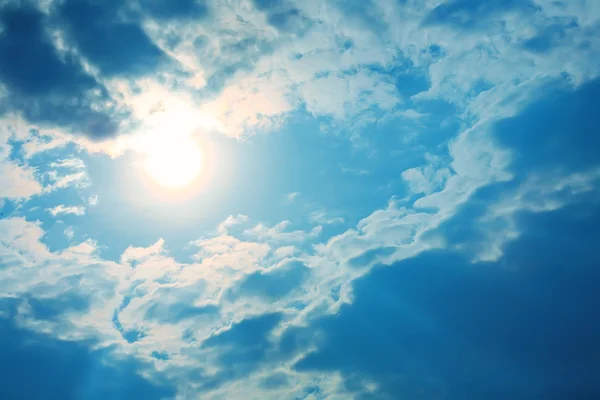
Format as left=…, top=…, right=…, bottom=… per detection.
left=230, top=260, right=310, bottom=300
left=0, top=308, right=175, bottom=400
left=0, top=3, right=120, bottom=138
left=57, top=0, right=168, bottom=77
left=423, top=0, right=538, bottom=30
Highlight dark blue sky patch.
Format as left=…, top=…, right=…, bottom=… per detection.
left=138, top=0, right=208, bottom=21
left=430, top=76, right=600, bottom=261
left=25, top=293, right=91, bottom=321
left=494, top=77, right=600, bottom=175
left=204, top=312, right=282, bottom=350
left=293, top=198, right=600, bottom=399
left=394, top=69, right=431, bottom=99
left=57, top=0, right=168, bottom=77
left=0, top=317, right=175, bottom=400
left=199, top=313, right=283, bottom=390
left=230, top=260, right=310, bottom=300
left=423, top=0, right=537, bottom=30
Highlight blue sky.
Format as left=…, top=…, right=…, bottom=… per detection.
left=1, top=0, right=599, bottom=399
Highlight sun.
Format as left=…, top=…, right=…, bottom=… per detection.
left=142, top=135, right=204, bottom=189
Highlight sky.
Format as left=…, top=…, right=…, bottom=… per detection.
left=1, top=0, right=599, bottom=399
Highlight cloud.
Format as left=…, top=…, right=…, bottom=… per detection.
left=245, top=221, right=322, bottom=243
left=218, top=214, right=249, bottom=235
left=64, top=226, right=74, bottom=239
left=45, top=156, right=90, bottom=190
left=88, top=194, right=99, bottom=206
left=0, top=3, right=120, bottom=138
left=46, top=205, right=86, bottom=216
left=308, top=209, right=344, bottom=225
left=56, top=0, right=170, bottom=77
left=401, top=165, right=451, bottom=195
left=49, top=158, right=86, bottom=170
left=284, top=192, right=300, bottom=203
left=0, top=118, right=43, bottom=200
left=0, top=158, right=42, bottom=200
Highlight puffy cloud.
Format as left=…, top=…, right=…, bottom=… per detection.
left=0, top=158, right=42, bottom=200
left=402, top=165, right=451, bottom=195
left=217, top=214, right=249, bottom=235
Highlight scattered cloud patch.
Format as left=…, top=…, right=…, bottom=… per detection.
left=47, top=205, right=85, bottom=216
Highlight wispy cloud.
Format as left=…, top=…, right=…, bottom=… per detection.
left=88, top=194, right=99, bottom=207
left=308, top=209, right=344, bottom=225
left=47, top=205, right=85, bottom=216
left=284, top=192, right=300, bottom=204
left=245, top=221, right=322, bottom=243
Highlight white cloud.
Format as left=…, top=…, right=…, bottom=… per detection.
left=64, top=226, right=74, bottom=239
left=245, top=221, right=322, bottom=243
left=402, top=165, right=451, bottom=195
left=47, top=205, right=86, bottom=216
left=0, top=218, right=122, bottom=343
left=88, top=194, right=99, bottom=207
left=0, top=159, right=43, bottom=200
left=217, top=214, right=249, bottom=235
left=45, top=157, right=90, bottom=191
left=49, top=158, right=86, bottom=170
left=0, top=119, right=43, bottom=200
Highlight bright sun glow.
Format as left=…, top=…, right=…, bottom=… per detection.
left=129, top=91, right=218, bottom=190
left=142, top=135, right=204, bottom=189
